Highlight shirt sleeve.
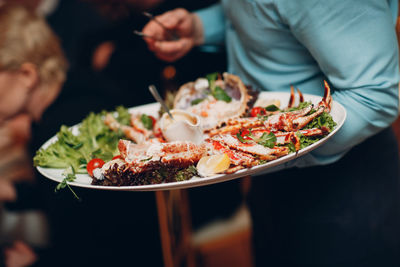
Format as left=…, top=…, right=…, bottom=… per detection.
left=275, top=0, right=399, bottom=167
left=195, top=4, right=226, bottom=46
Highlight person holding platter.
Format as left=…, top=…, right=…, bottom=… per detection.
left=141, top=1, right=400, bottom=266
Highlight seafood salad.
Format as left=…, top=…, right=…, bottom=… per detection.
left=34, top=73, right=337, bottom=187
left=174, top=72, right=258, bottom=131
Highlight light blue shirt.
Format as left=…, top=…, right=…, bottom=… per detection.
left=197, top=0, right=399, bottom=168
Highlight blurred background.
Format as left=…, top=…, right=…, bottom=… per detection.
left=0, top=1, right=254, bottom=266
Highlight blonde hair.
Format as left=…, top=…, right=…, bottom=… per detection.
left=0, top=4, right=68, bottom=84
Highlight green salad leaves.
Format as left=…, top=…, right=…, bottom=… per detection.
left=34, top=106, right=131, bottom=198
left=34, top=106, right=130, bottom=171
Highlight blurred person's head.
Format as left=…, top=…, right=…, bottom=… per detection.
left=84, top=0, right=164, bottom=20
left=0, top=4, right=67, bottom=123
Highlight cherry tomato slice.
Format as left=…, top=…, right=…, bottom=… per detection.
left=240, top=129, right=252, bottom=140
left=250, top=107, right=266, bottom=117
left=87, top=158, right=105, bottom=177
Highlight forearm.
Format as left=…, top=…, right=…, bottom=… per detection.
left=276, top=0, right=399, bottom=166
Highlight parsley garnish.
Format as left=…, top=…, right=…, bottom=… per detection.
left=140, top=114, right=154, bottom=130
left=212, top=86, right=232, bottom=103
left=205, top=72, right=232, bottom=103
left=191, top=98, right=205, bottom=106
left=286, top=101, right=312, bottom=112
left=285, top=142, right=297, bottom=153
left=237, top=129, right=277, bottom=148
left=206, top=72, right=218, bottom=86
left=175, top=165, right=198, bottom=182
left=304, top=112, right=336, bottom=130
left=55, top=166, right=80, bottom=200
left=265, top=104, right=280, bottom=112
left=256, top=132, right=277, bottom=148
left=236, top=131, right=251, bottom=144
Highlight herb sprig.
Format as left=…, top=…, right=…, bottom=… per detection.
left=140, top=114, right=154, bottom=130
left=237, top=129, right=277, bottom=148
left=206, top=72, right=232, bottom=103
left=55, top=166, right=80, bottom=200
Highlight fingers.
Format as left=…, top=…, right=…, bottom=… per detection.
left=153, top=38, right=190, bottom=54
left=4, top=241, right=38, bottom=267
left=156, top=8, right=189, bottom=30
left=142, top=9, right=188, bottom=45
left=154, top=38, right=193, bottom=62
left=141, top=8, right=196, bottom=62
left=0, top=179, right=16, bottom=202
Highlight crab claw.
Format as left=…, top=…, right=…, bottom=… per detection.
left=319, top=80, right=332, bottom=112
left=288, top=86, right=305, bottom=108
left=297, top=88, right=304, bottom=103
left=288, top=85, right=296, bottom=108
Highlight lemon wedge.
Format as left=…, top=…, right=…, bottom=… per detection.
left=196, top=154, right=231, bottom=176
left=254, top=98, right=281, bottom=109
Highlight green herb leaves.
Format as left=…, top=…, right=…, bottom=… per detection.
left=140, top=114, right=154, bottom=130
left=237, top=129, right=277, bottom=148
left=206, top=72, right=232, bottom=103
left=265, top=104, right=280, bottom=112
left=286, top=101, right=311, bottom=112
left=257, top=132, right=277, bottom=148
left=236, top=132, right=250, bottom=144
left=55, top=166, right=80, bottom=200
left=175, top=165, right=198, bottom=182
left=191, top=98, right=205, bottom=106
left=212, top=86, right=232, bottom=102
left=34, top=106, right=131, bottom=198
left=304, top=111, right=337, bottom=130
left=206, top=72, right=218, bottom=87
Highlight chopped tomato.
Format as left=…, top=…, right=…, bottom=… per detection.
left=200, top=111, right=208, bottom=117
left=250, top=107, right=266, bottom=117
left=154, top=127, right=164, bottom=139
left=86, top=158, right=105, bottom=176
left=149, top=115, right=157, bottom=127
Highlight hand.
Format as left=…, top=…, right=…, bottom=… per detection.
left=7, top=114, right=32, bottom=145
left=4, top=241, right=38, bottom=267
left=92, top=41, right=115, bottom=71
left=0, top=179, right=16, bottom=202
left=142, top=8, right=204, bottom=62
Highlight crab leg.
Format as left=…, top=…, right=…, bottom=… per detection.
left=251, top=127, right=329, bottom=151
left=206, top=139, right=258, bottom=167
left=211, top=134, right=289, bottom=161
left=288, top=85, right=296, bottom=108
left=104, top=114, right=147, bottom=144
left=297, top=88, right=304, bottom=103
left=263, top=104, right=314, bottom=131
left=319, top=80, right=332, bottom=112
left=130, top=114, right=153, bottom=139
left=291, top=106, right=325, bottom=130
left=226, top=117, right=264, bottom=127
left=208, top=124, right=243, bottom=137
left=208, top=117, right=264, bottom=136
left=288, top=86, right=304, bottom=109
left=118, top=139, right=206, bottom=166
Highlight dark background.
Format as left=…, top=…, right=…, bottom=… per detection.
left=8, top=1, right=243, bottom=266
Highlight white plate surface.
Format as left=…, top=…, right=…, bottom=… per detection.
left=37, top=92, right=346, bottom=191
